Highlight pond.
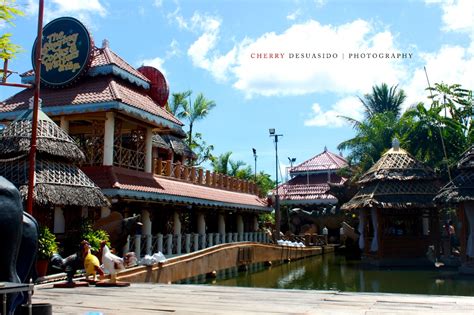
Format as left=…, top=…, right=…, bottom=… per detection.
left=183, top=254, right=474, bottom=296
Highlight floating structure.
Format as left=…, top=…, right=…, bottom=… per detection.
left=434, top=145, right=474, bottom=272
left=0, top=17, right=270, bottom=258
left=342, top=139, right=440, bottom=265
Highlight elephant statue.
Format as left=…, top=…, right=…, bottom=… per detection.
left=0, top=176, right=38, bottom=314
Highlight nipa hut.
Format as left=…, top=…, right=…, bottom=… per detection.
left=0, top=103, right=109, bottom=230
left=434, top=145, right=474, bottom=272
left=342, top=139, right=441, bottom=265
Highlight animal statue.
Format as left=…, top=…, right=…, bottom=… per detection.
left=93, top=212, right=142, bottom=255
left=123, top=252, right=138, bottom=268
left=50, top=242, right=87, bottom=285
left=82, top=240, right=104, bottom=282
left=100, top=241, right=125, bottom=283
left=0, top=176, right=39, bottom=314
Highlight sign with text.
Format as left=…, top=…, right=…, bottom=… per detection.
left=32, top=17, right=93, bottom=88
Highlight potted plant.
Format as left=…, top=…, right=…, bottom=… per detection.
left=37, top=226, right=58, bottom=277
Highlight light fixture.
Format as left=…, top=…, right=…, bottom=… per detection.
left=269, top=128, right=275, bottom=135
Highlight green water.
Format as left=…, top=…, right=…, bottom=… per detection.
left=188, top=254, right=474, bottom=296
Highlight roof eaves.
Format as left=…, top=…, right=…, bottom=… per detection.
left=89, top=65, right=150, bottom=89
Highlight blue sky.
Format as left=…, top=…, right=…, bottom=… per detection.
left=1, top=0, right=473, bottom=182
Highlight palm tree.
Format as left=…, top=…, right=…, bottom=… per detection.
left=359, top=83, right=406, bottom=119
left=178, top=92, right=216, bottom=146
left=167, top=90, right=191, bottom=115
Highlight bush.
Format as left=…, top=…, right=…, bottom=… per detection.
left=38, top=226, right=58, bottom=260
left=80, top=219, right=110, bottom=252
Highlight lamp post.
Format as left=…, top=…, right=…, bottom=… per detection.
left=269, top=128, right=283, bottom=239
left=288, top=157, right=296, bottom=168
left=252, top=148, right=257, bottom=181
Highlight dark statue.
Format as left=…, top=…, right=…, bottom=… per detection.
left=50, top=242, right=86, bottom=285
left=0, top=176, right=39, bottom=314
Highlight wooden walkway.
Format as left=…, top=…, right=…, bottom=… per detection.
left=32, top=283, right=474, bottom=314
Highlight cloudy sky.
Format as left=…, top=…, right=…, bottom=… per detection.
left=2, top=0, right=473, bottom=181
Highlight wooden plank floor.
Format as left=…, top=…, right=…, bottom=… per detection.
left=32, top=283, right=474, bottom=314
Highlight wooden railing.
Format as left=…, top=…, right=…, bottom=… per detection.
left=114, top=145, right=145, bottom=171
left=153, top=158, right=260, bottom=195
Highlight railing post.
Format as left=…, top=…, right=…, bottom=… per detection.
left=166, top=233, right=173, bottom=255
left=208, top=233, right=213, bottom=247
left=134, top=234, right=141, bottom=258
left=205, top=170, right=211, bottom=186
left=146, top=234, right=152, bottom=255
left=176, top=234, right=182, bottom=255
left=244, top=232, right=248, bottom=242
left=190, top=167, right=196, bottom=183
left=182, top=166, right=189, bottom=181
left=165, top=160, right=172, bottom=176
left=193, top=233, right=199, bottom=252
left=174, top=163, right=182, bottom=178
left=198, top=168, right=204, bottom=184
left=227, top=232, right=233, bottom=243
left=215, top=233, right=220, bottom=245
left=185, top=234, right=191, bottom=253
left=157, top=233, right=163, bottom=253
left=156, top=158, right=162, bottom=175
left=238, top=232, right=243, bottom=242
left=200, top=234, right=206, bottom=249
left=123, top=235, right=130, bottom=254
left=233, top=232, right=238, bottom=242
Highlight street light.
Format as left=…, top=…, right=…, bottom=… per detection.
left=252, top=148, right=257, bottom=181
left=288, top=157, right=296, bottom=168
left=269, top=128, right=283, bottom=239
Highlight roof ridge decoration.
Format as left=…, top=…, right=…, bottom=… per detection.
left=290, top=148, right=348, bottom=173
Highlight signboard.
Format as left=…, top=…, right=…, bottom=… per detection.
left=32, top=17, right=93, bottom=88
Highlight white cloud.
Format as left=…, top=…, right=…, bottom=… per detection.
left=231, top=20, right=407, bottom=97
left=166, top=39, right=181, bottom=58
left=153, top=0, right=163, bottom=8
left=425, top=0, right=474, bottom=34
left=139, top=57, right=167, bottom=76
left=304, top=97, right=364, bottom=128
left=286, top=9, right=301, bottom=21
left=42, top=0, right=107, bottom=26
left=402, top=45, right=474, bottom=110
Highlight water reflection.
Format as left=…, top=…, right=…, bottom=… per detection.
left=187, top=254, right=474, bottom=296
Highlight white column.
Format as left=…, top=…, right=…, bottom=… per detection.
left=237, top=215, right=244, bottom=240
left=218, top=213, right=226, bottom=235
left=101, top=207, right=111, bottom=218
left=103, top=111, right=115, bottom=166
left=197, top=212, right=206, bottom=235
left=173, top=211, right=181, bottom=235
left=253, top=215, right=259, bottom=231
left=60, top=116, right=69, bottom=132
left=53, top=207, right=65, bottom=233
left=370, top=208, right=379, bottom=252
left=358, top=209, right=366, bottom=250
left=145, top=127, right=153, bottom=173
left=142, top=210, right=152, bottom=255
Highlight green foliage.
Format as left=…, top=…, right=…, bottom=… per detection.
left=189, top=132, right=214, bottom=166
left=0, top=0, right=24, bottom=60
left=80, top=219, right=110, bottom=252
left=259, top=212, right=275, bottom=225
left=254, top=171, right=275, bottom=196
left=359, top=83, right=406, bottom=119
left=38, top=226, right=58, bottom=260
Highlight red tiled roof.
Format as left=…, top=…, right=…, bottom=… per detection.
left=290, top=149, right=348, bottom=173
left=90, top=47, right=150, bottom=83
left=82, top=166, right=269, bottom=210
left=0, top=76, right=182, bottom=126
left=277, top=183, right=337, bottom=202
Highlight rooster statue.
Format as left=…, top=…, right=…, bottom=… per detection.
left=100, top=241, right=125, bottom=283
left=82, top=240, right=104, bottom=282
left=50, top=241, right=87, bottom=286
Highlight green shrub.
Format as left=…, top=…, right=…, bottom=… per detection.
left=38, top=226, right=58, bottom=260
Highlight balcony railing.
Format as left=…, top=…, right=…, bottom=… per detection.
left=153, top=158, right=260, bottom=196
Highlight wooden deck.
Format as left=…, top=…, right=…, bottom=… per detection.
left=32, top=283, right=474, bottom=314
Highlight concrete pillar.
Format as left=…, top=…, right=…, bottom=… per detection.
left=197, top=212, right=206, bottom=235
left=237, top=214, right=244, bottom=235
left=103, top=112, right=115, bottom=166
left=142, top=210, right=152, bottom=235
left=145, top=127, right=153, bottom=173
left=53, top=207, right=65, bottom=233
left=100, top=207, right=111, bottom=218
left=173, top=211, right=181, bottom=235
left=218, top=213, right=226, bottom=235
left=157, top=234, right=163, bottom=253
left=59, top=116, right=69, bottom=132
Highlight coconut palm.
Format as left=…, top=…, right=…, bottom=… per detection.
left=167, top=90, right=191, bottom=115
left=359, top=83, right=406, bottom=119
left=178, top=92, right=216, bottom=146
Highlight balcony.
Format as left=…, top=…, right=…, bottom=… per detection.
left=153, top=158, right=260, bottom=196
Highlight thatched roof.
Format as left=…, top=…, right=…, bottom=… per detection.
left=434, top=145, right=474, bottom=204
left=458, top=145, right=474, bottom=169
left=342, top=140, right=439, bottom=210
left=0, top=158, right=109, bottom=207
left=0, top=109, right=85, bottom=163
left=152, top=133, right=170, bottom=150
left=161, top=134, right=196, bottom=159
